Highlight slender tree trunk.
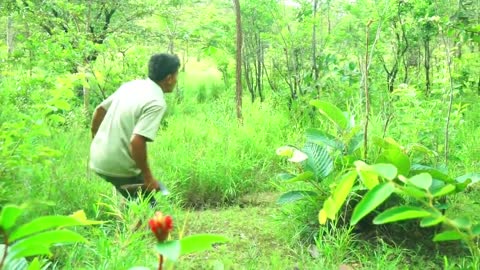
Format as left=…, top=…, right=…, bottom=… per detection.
left=7, top=16, right=14, bottom=57
left=256, top=34, right=264, bottom=102
left=263, top=59, right=277, bottom=92
left=233, top=0, right=243, bottom=123
left=243, top=54, right=255, bottom=102
left=312, top=0, right=319, bottom=85
left=363, top=21, right=373, bottom=161
left=424, top=39, right=431, bottom=96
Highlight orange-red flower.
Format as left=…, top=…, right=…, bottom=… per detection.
left=149, top=212, right=173, bottom=242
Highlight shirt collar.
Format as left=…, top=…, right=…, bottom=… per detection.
left=147, top=78, right=165, bottom=95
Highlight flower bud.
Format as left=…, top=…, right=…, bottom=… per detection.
left=149, top=212, right=173, bottom=242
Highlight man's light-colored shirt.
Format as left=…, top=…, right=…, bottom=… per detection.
left=89, top=78, right=166, bottom=177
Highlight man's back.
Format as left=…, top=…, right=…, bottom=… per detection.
left=89, top=79, right=167, bottom=177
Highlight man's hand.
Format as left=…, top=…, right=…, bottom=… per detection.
left=144, top=176, right=160, bottom=191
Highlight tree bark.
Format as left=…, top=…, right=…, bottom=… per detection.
left=312, top=0, right=319, bottom=84
left=233, top=0, right=243, bottom=123
left=424, top=39, right=431, bottom=96
left=7, top=16, right=14, bottom=57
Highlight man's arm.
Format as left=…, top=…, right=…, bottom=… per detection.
left=91, top=106, right=107, bottom=139
left=130, top=134, right=160, bottom=191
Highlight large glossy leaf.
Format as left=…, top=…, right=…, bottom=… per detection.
left=0, top=204, right=23, bottom=231
left=408, top=173, right=432, bottom=190
left=355, top=161, right=379, bottom=189
left=377, top=149, right=410, bottom=176
left=323, top=171, right=357, bottom=220
left=456, top=173, right=480, bottom=185
left=9, top=215, right=95, bottom=242
left=433, top=230, right=464, bottom=242
left=310, top=100, right=348, bottom=130
left=410, top=164, right=454, bottom=183
left=370, top=164, right=398, bottom=181
left=155, top=240, right=181, bottom=261
left=372, top=137, right=403, bottom=152
left=406, top=143, right=437, bottom=157
left=306, top=128, right=343, bottom=150
left=350, top=182, right=395, bottom=225
left=281, top=171, right=315, bottom=183
left=9, top=230, right=85, bottom=260
left=472, top=225, right=480, bottom=235
left=451, top=217, right=471, bottom=229
left=180, top=234, right=229, bottom=256
left=331, top=171, right=357, bottom=208
left=432, top=184, right=455, bottom=197
left=302, top=142, right=333, bottom=180
left=401, top=185, right=428, bottom=199
left=373, top=206, right=431, bottom=224
left=277, top=191, right=318, bottom=204
left=420, top=216, right=445, bottom=227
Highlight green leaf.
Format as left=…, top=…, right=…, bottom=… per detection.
left=406, top=143, right=437, bottom=157
left=302, top=142, right=334, bottom=180
left=180, top=234, right=229, bottom=256
left=420, top=216, right=444, bottom=227
left=277, top=191, right=318, bottom=204
left=432, top=184, right=455, bottom=197
left=306, top=129, right=343, bottom=150
left=356, top=164, right=379, bottom=189
left=156, top=240, right=181, bottom=261
left=282, top=171, right=315, bottom=183
left=1, top=244, right=28, bottom=270
left=323, top=171, right=357, bottom=219
left=350, top=182, right=395, bottom=225
left=370, top=164, right=398, bottom=181
left=0, top=204, right=23, bottom=231
left=373, top=206, right=431, bottom=224
left=9, top=216, right=92, bottom=242
left=377, top=149, right=410, bottom=176
left=433, top=230, right=464, bottom=242
left=323, top=197, right=336, bottom=219
left=331, top=171, right=357, bottom=206
left=408, top=173, right=432, bottom=190
left=472, top=225, right=480, bottom=235
left=310, top=100, right=348, bottom=130
left=372, top=137, right=403, bottom=152
left=27, top=257, right=43, bottom=270
left=456, top=173, right=480, bottom=185
left=455, top=179, right=472, bottom=192
left=9, top=230, right=85, bottom=260
left=401, top=185, right=428, bottom=199
left=276, top=173, right=296, bottom=181
left=410, top=164, right=454, bottom=183
left=451, top=217, right=471, bottom=229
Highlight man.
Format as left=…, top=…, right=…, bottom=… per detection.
left=89, top=53, right=180, bottom=204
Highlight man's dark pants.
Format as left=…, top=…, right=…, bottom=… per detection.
left=96, top=173, right=157, bottom=206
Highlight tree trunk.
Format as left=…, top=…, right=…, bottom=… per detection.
left=7, top=16, right=14, bottom=57
left=312, top=0, right=319, bottom=85
left=233, top=0, right=243, bottom=123
left=256, top=34, right=264, bottom=102
left=424, top=39, right=431, bottom=96
left=243, top=54, right=255, bottom=102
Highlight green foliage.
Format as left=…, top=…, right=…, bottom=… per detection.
left=319, top=138, right=480, bottom=256
left=0, top=206, right=100, bottom=269
left=275, top=101, right=363, bottom=206
left=154, top=234, right=229, bottom=262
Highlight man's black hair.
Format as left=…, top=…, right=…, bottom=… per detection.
left=148, top=53, right=180, bottom=82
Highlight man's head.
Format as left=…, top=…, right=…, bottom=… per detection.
left=148, top=53, right=180, bottom=93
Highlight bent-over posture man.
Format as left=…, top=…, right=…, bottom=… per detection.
left=89, top=53, right=180, bottom=204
